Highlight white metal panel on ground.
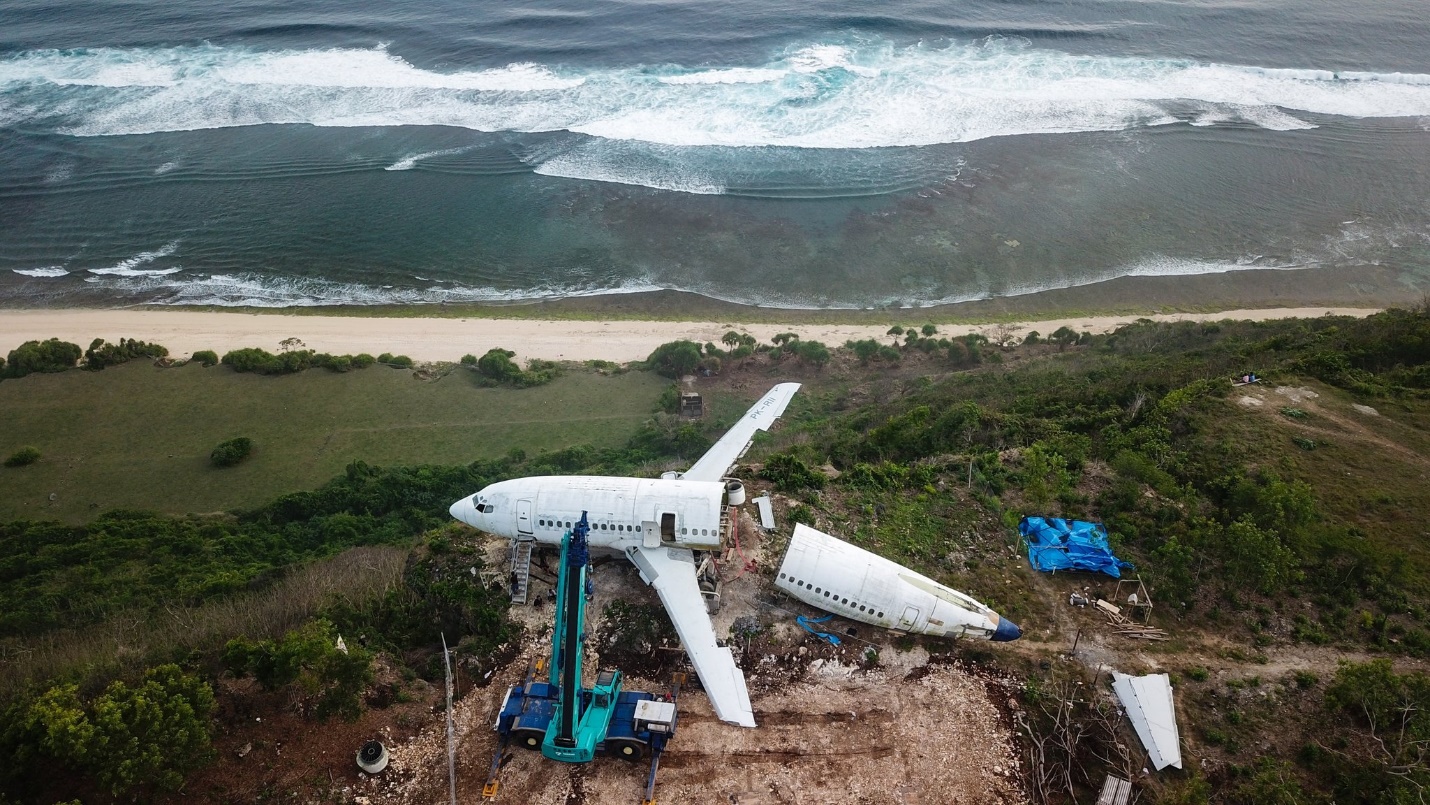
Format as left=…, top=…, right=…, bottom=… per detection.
left=1111, top=672, right=1183, bottom=770
left=754, top=495, right=775, bottom=530
left=1097, top=776, right=1132, bottom=805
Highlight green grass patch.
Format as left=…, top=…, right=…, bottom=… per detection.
left=0, top=362, right=665, bottom=522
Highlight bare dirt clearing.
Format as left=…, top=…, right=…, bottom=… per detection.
left=359, top=521, right=1027, bottom=805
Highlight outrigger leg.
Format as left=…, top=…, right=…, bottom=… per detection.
left=641, top=672, right=686, bottom=805
left=483, top=658, right=545, bottom=800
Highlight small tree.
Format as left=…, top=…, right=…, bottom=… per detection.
left=643, top=340, right=703, bottom=378
left=210, top=437, right=253, bottom=468
left=721, top=330, right=741, bottom=349
left=921, top=323, right=937, bottom=337
left=476, top=348, right=522, bottom=382
left=190, top=350, right=219, bottom=367
left=1049, top=326, right=1080, bottom=351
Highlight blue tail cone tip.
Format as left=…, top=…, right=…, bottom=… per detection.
left=992, top=617, right=1022, bottom=642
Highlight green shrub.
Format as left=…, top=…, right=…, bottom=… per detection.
left=760, top=453, right=826, bottom=493
left=377, top=352, right=394, bottom=364
left=83, top=337, right=168, bottom=371
left=5, top=338, right=82, bottom=377
left=4, top=446, right=41, bottom=467
left=351, top=353, right=376, bottom=368
left=472, top=348, right=559, bottom=387
left=223, top=619, right=373, bottom=721
left=210, top=437, right=254, bottom=468
left=388, top=354, right=414, bottom=369
left=16, top=665, right=214, bottom=796
left=795, top=340, right=831, bottom=367
left=460, top=353, right=477, bottom=365
left=643, top=340, right=704, bottom=378
left=190, top=349, right=219, bottom=367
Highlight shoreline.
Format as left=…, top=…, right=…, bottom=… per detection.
left=0, top=304, right=1385, bottom=364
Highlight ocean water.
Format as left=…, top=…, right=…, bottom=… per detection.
left=2, top=0, right=1429, bottom=308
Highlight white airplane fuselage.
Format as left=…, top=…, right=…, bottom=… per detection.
left=450, top=476, right=731, bottom=552
left=777, top=524, right=1021, bottom=642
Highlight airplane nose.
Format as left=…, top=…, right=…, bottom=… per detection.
left=991, top=616, right=1022, bottom=642
left=450, top=495, right=479, bottom=527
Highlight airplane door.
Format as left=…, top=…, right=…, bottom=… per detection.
left=516, top=499, right=533, bottom=536
left=898, top=606, right=920, bottom=630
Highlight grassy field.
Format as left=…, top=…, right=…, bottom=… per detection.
left=0, top=361, right=666, bottom=522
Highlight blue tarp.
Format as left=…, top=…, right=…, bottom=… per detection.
left=796, top=614, right=842, bottom=646
left=1019, top=517, right=1134, bottom=578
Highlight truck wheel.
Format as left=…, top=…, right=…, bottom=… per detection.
left=512, top=728, right=544, bottom=750
left=608, top=739, right=647, bottom=762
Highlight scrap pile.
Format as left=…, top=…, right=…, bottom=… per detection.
left=1094, top=599, right=1167, bottom=641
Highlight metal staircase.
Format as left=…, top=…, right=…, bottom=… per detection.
left=510, top=539, right=534, bottom=605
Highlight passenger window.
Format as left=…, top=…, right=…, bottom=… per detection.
left=877, top=612, right=884, bottom=618
left=823, top=591, right=830, bottom=598
left=681, top=527, right=687, bottom=535
left=797, top=581, right=804, bottom=588
left=635, top=525, right=642, bottom=533
left=779, top=572, right=786, bottom=580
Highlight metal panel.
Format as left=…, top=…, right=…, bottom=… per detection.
left=1097, top=776, right=1132, bottom=805
left=754, top=495, right=775, bottom=530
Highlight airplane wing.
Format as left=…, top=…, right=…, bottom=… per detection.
left=624, top=545, right=756, bottom=728
left=681, top=382, right=800, bottom=483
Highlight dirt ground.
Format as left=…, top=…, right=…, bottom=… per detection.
left=347, top=512, right=1028, bottom=805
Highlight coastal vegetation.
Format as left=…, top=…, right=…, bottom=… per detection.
left=1, top=306, right=1429, bottom=802
left=4, top=337, right=82, bottom=378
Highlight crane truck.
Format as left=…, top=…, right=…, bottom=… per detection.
left=483, top=512, right=682, bottom=804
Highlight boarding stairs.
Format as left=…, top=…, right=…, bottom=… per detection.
left=510, top=539, right=534, bottom=605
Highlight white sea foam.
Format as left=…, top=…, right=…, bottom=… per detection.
left=384, top=146, right=474, bottom=171
left=12, top=266, right=69, bottom=277
left=86, top=241, right=182, bottom=276
left=5, top=39, right=1430, bottom=146
left=155, top=161, right=178, bottom=174
left=83, top=271, right=668, bottom=307
left=533, top=148, right=726, bottom=194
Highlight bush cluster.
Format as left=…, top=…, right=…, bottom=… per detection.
left=1, top=664, right=214, bottom=797
left=223, top=619, right=373, bottom=721
left=470, top=347, right=560, bottom=387
left=83, top=337, right=168, bottom=371
left=221, top=347, right=380, bottom=375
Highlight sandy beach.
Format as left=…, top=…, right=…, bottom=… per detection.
left=0, top=307, right=1383, bottom=364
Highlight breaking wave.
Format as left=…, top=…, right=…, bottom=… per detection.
left=12, top=266, right=70, bottom=277
left=85, top=241, right=182, bottom=275
left=4, top=38, right=1430, bottom=146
